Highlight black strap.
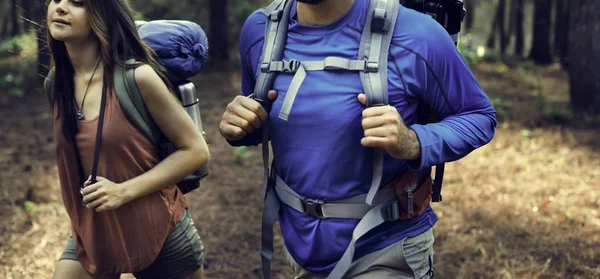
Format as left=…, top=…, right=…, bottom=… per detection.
left=73, top=78, right=108, bottom=189
left=89, top=79, right=108, bottom=184
left=432, top=163, right=444, bottom=202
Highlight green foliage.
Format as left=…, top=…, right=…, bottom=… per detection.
left=520, top=129, right=531, bottom=139
left=545, top=108, right=572, bottom=124
left=0, top=33, right=37, bottom=59
left=458, top=33, right=490, bottom=67
left=234, top=146, right=250, bottom=165
left=0, top=56, right=38, bottom=98
left=24, top=201, right=37, bottom=213
left=490, top=96, right=513, bottom=116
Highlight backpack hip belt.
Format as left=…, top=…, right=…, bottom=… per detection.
left=273, top=174, right=401, bottom=220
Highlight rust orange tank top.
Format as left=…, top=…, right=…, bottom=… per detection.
left=53, top=88, right=186, bottom=275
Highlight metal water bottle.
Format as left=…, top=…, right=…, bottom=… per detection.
left=176, top=81, right=210, bottom=179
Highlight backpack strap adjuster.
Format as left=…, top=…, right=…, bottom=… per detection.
left=301, top=197, right=325, bottom=218
left=365, top=61, right=379, bottom=72
left=385, top=201, right=401, bottom=221
left=269, top=9, right=284, bottom=22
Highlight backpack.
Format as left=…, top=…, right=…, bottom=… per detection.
left=44, top=20, right=210, bottom=195
left=253, top=0, right=465, bottom=278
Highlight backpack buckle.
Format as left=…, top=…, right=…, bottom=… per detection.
left=301, top=197, right=325, bottom=218
left=281, top=59, right=301, bottom=73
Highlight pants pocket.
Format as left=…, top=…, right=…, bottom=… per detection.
left=397, top=228, right=435, bottom=279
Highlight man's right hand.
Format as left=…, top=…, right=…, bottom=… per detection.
left=219, top=90, right=278, bottom=141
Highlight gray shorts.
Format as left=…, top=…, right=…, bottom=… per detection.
left=285, top=228, right=435, bottom=279
left=60, top=209, right=205, bottom=279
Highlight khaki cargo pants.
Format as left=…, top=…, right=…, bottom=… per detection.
left=285, top=228, right=435, bottom=279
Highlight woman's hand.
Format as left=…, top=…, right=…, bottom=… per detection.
left=81, top=176, right=131, bottom=212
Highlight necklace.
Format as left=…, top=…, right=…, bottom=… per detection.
left=76, top=59, right=101, bottom=120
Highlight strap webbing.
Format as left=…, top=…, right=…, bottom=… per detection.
left=274, top=174, right=398, bottom=219
left=358, top=0, right=399, bottom=207
left=327, top=203, right=396, bottom=279
left=258, top=2, right=293, bottom=278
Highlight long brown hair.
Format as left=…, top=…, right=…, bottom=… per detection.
left=46, top=0, right=172, bottom=140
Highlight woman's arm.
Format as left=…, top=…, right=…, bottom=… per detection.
left=82, top=64, right=210, bottom=212
left=122, top=64, right=210, bottom=200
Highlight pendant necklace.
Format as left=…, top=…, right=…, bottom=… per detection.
left=76, top=59, right=101, bottom=120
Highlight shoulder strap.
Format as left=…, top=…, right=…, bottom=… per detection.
left=359, top=0, right=400, bottom=206
left=255, top=2, right=293, bottom=279
left=253, top=0, right=293, bottom=109
left=113, top=59, right=161, bottom=146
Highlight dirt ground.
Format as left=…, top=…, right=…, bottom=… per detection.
left=0, top=62, right=599, bottom=279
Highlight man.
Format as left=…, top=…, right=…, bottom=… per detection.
left=219, top=0, right=496, bottom=278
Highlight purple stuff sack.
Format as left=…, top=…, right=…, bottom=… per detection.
left=135, top=20, right=209, bottom=83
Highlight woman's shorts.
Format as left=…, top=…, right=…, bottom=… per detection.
left=60, top=209, right=205, bottom=279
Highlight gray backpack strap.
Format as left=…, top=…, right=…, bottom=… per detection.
left=113, top=59, right=161, bottom=145
left=328, top=1, right=400, bottom=278
left=358, top=0, right=399, bottom=207
left=257, top=2, right=294, bottom=279
left=44, top=68, right=55, bottom=105
left=253, top=0, right=290, bottom=107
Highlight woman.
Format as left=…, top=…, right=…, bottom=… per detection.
left=47, top=0, right=210, bottom=278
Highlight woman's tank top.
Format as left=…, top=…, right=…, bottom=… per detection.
left=53, top=87, right=187, bottom=275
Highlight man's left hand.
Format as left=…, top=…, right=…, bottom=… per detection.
left=358, top=93, right=421, bottom=160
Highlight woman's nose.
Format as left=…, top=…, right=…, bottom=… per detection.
left=55, top=1, right=68, bottom=15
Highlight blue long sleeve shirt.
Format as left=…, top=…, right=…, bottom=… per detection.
left=231, top=0, right=496, bottom=275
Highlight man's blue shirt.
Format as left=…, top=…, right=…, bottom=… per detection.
left=232, top=0, right=496, bottom=275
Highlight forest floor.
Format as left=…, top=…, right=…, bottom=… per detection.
left=1, top=61, right=599, bottom=279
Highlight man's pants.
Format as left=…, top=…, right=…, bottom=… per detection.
left=285, top=228, right=435, bottom=279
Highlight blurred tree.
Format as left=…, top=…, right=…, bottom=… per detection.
left=513, top=0, right=524, bottom=57
left=11, top=0, right=21, bottom=36
left=554, top=0, right=569, bottom=67
left=529, top=0, right=552, bottom=64
left=486, top=0, right=507, bottom=56
left=567, top=0, right=600, bottom=120
left=464, top=0, right=475, bottom=32
left=210, top=0, right=229, bottom=65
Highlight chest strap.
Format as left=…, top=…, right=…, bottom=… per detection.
left=262, top=57, right=375, bottom=121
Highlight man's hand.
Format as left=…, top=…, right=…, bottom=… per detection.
left=358, top=94, right=421, bottom=160
left=219, top=90, right=278, bottom=141
left=81, top=176, right=131, bottom=212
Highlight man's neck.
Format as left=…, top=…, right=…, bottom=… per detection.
left=296, top=0, right=355, bottom=26
left=65, top=37, right=102, bottom=76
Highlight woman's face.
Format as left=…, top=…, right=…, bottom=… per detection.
left=47, top=0, right=93, bottom=43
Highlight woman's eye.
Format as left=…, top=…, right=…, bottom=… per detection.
left=72, top=0, right=84, bottom=6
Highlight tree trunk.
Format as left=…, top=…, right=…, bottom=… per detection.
left=554, top=0, right=569, bottom=66
left=209, top=0, right=229, bottom=66
left=486, top=2, right=500, bottom=49
left=498, top=0, right=507, bottom=56
left=529, top=0, right=553, bottom=64
left=567, top=0, right=600, bottom=120
left=465, top=0, right=475, bottom=32
left=11, top=0, right=21, bottom=36
left=486, top=0, right=507, bottom=56
left=1, top=13, right=10, bottom=39
left=514, top=0, right=525, bottom=57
